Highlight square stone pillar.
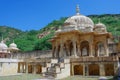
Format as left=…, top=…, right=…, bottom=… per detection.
left=114, top=62, right=118, bottom=75
left=89, top=44, right=93, bottom=57
left=77, top=44, right=81, bottom=57
left=71, top=64, right=74, bottom=76
left=99, top=63, right=105, bottom=76
left=55, top=43, right=58, bottom=58
left=83, top=64, right=89, bottom=76
left=17, top=63, right=20, bottom=73
left=60, top=41, right=64, bottom=57
left=22, top=63, right=24, bottom=73
left=83, top=64, right=85, bottom=76
left=52, top=45, right=55, bottom=58
left=66, top=44, right=70, bottom=56
left=104, top=42, right=109, bottom=56
left=86, top=64, right=89, bottom=76
left=26, top=62, right=28, bottom=74
left=33, top=65, right=36, bottom=74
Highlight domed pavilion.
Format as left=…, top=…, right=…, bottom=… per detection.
left=9, top=41, right=19, bottom=52
left=50, top=5, right=118, bottom=76
left=0, top=40, right=10, bottom=58
left=51, top=5, right=111, bottom=58
left=0, top=39, right=19, bottom=58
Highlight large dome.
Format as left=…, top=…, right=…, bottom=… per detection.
left=64, top=14, right=94, bottom=29
left=63, top=5, right=94, bottom=31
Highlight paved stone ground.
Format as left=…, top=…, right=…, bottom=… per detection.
left=0, top=74, right=113, bottom=80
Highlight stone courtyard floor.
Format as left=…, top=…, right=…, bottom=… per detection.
left=0, top=74, right=114, bottom=80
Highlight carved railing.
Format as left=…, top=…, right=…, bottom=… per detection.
left=12, top=50, right=52, bottom=59
left=70, top=56, right=118, bottom=62
left=23, top=58, right=51, bottom=63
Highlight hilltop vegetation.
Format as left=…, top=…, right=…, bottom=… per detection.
left=0, top=14, right=120, bottom=52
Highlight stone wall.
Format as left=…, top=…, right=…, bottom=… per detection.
left=0, top=59, right=18, bottom=76
left=12, top=50, right=52, bottom=59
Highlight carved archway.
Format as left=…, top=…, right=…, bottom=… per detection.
left=64, top=40, right=73, bottom=57
left=104, top=64, right=114, bottom=76
left=89, top=64, right=99, bottom=75
left=95, top=42, right=105, bottom=56
left=36, top=65, right=42, bottom=74
left=28, top=64, right=32, bottom=73
left=74, top=65, right=83, bottom=75
left=69, top=41, right=73, bottom=56
left=80, top=41, right=89, bottom=56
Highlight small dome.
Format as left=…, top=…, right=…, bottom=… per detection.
left=9, top=43, right=17, bottom=48
left=0, top=41, right=8, bottom=50
left=94, top=22, right=107, bottom=33
left=9, top=41, right=19, bottom=50
left=95, top=23, right=106, bottom=28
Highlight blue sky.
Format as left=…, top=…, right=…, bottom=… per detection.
left=0, top=0, right=120, bottom=31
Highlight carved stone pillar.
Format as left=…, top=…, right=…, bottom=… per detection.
left=22, top=63, right=24, bottom=73
left=33, top=65, right=36, bottom=74
left=89, top=44, right=93, bottom=57
left=97, top=49, right=100, bottom=57
left=83, top=64, right=85, bottom=76
left=86, top=64, right=89, bottom=76
left=77, top=44, right=81, bottom=57
left=60, top=41, right=64, bottom=57
left=26, top=62, right=28, bottom=74
left=66, top=43, right=70, bottom=56
left=52, top=45, right=55, bottom=58
left=55, top=43, right=58, bottom=58
left=71, top=64, right=74, bottom=76
left=20, top=63, right=22, bottom=73
left=114, top=62, right=118, bottom=75
left=104, top=42, right=109, bottom=56
left=73, top=40, right=77, bottom=57
left=83, top=64, right=89, bottom=76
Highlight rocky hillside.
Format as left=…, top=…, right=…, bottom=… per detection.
left=0, top=14, right=120, bottom=52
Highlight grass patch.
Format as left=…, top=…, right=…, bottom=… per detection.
left=61, top=76, right=113, bottom=80
left=61, top=76, right=98, bottom=80
left=0, top=74, right=43, bottom=80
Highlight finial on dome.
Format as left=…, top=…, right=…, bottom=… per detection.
left=1, top=36, right=4, bottom=43
left=1, top=36, right=3, bottom=41
left=98, top=19, right=101, bottom=23
left=13, top=40, right=14, bottom=43
left=76, top=4, right=80, bottom=15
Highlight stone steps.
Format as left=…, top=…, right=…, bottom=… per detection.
left=42, top=59, right=70, bottom=79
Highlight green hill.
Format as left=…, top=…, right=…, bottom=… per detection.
left=0, top=14, right=120, bottom=52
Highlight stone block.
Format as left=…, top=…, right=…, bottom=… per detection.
left=60, top=63, right=64, bottom=68
left=64, top=59, right=70, bottom=63
left=42, top=67, right=47, bottom=73
left=56, top=67, right=60, bottom=73
left=46, top=63, right=51, bottom=68
left=51, top=59, right=58, bottom=63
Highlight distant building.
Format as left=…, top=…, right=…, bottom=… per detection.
left=0, top=39, right=19, bottom=76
